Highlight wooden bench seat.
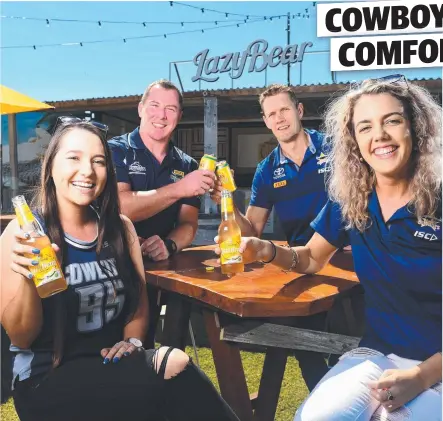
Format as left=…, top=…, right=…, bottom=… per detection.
left=220, top=320, right=361, bottom=355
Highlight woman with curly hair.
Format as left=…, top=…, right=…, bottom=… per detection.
left=217, top=75, right=442, bottom=420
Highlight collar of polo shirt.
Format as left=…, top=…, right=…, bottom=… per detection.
left=128, top=127, right=181, bottom=161
left=368, top=190, right=416, bottom=223
left=274, top=129, right=317, bottom=167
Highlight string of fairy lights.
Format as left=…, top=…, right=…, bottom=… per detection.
left=1, top=1, right=317, bottom=50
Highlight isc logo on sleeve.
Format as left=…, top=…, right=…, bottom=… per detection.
left=273, top=180, right=287, bottom=188
left=414, top=231, right=438, bottom=241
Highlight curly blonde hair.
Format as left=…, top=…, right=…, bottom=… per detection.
left=323, top=78, right=442, bottom=232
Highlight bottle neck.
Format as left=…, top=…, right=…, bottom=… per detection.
left=221, top=210, right=236, bottom=221
left=15, top=205, right=45, bottom=236
left=220, top=195, right=235, bottom=221
left=22, top=220, right=45, bottom=236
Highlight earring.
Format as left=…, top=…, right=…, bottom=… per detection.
left=359, top=156, right=364, bottom=162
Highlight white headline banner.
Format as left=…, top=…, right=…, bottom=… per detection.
left=318, top=1, right=443, bottom=37
left=330, top=33, right=443, bottom=71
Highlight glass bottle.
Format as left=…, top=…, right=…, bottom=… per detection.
left=218, top=190, right=244, bottom=275
left=12, top=195, right=67, bottom=298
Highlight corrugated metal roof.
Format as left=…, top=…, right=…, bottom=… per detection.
left=45, top=77, right=441, bottom=107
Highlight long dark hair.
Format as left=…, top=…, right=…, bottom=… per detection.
left=32, top=122, right=142, bottom=367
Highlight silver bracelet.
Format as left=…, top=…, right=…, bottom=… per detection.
left=284, top=246, right=299, bottom=272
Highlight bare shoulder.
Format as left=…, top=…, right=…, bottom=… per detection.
left=120, top=214, right=138, bottom=245
left=120, top=213, right=134, bottom=227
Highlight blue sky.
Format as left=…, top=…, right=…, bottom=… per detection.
left=2, top=0, right=441, bottom=102
left=1, top=1, right=441, bottom=145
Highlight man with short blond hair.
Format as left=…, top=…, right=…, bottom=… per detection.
left=141, top=79, right=184, bottom=109
left=212, top=83, right=329, bottom=247
left=258, top=83, right=299, bottom=109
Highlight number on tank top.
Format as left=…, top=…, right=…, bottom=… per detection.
left=75, top=284, right=105, bottom=332
left=75, top=280, right=125, bottom=333
left=104, top=280, right=125, bottom=323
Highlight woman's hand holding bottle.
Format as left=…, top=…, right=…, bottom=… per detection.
left=10, top=229, right=60, bottom=281
left=214, top=235, right=274, bottom=264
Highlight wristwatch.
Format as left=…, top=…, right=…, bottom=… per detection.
left=125, top=337, right=143, bottom=348
left=163, top=238, right=178, bottom=256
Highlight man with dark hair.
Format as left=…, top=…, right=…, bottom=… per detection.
left=109, top=79, right=215, bottom=347
left=211, top=84, right=333, bottom=391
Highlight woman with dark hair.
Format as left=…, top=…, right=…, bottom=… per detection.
left=217, top=76, right=442, bottom=420
left=0, top=119, right=239, bottom=421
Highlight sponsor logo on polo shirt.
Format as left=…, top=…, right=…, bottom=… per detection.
left=414, top=218, right=441, bottom=241
left=273, top=167, right=285, bottom=180
left=419, top=218, right=441, bottom=231
left=173, top=169, right=185, bottom=177
left=273, top=180, right=287, bottom=188
left=316, top=152, right=330, bottom=174
left=414, top=231, right=439, bottom=241
left=128, top=161, right=146, bottom=175
left=170, top=169, right=185, bottom=183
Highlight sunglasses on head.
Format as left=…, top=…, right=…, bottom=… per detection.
left=52, top=116, right=109, bottom=137
left=354, top=74, right=409, bottom=90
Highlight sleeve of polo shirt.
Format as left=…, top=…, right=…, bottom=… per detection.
left=180, top=159, right=201, bottom=209
left=310, top=200, right=350, bottom=248
left=249, top=166, right=272, bottom=210
left=108, top=140, right=130, bottom=184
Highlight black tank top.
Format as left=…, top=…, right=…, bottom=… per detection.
left=11, top=214, right=130, bottom=385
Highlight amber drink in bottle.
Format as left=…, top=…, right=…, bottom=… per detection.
left=12, top=195, right=67, bottom=298
left=218, top=189, right=244, bottom=275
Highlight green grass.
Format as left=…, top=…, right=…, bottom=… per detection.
left=1, top=346, right=308, bottom=421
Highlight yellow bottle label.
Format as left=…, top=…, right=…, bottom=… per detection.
left=30, top=245, right=63, bottom=287
left=217, top=165, right=236, bottom=192
left=220, top=237, right=243, bottom=265
left=221, top=196, right=234, bottom=213
left=16, top=203, right=35, bottom=227
left=199, top=155, right=217, bottom=172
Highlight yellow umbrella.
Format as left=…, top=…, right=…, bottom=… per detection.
left=0, top=85, right=54, bottom=115
left=1, top=85, right=54, bottom=209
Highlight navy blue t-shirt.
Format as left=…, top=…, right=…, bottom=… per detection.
left=311, top=193, right=442, bottom=361
left=108, top=128, right=200, bottom=239
left=250, top=129, right=328, bottom=246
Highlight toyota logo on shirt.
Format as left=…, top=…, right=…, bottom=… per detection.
left=273, top=167, right=285, bottom=179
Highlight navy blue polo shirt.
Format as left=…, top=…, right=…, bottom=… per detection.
left=250, top=129, right=328, bottom=246
left=311, top=193, right=442, bottom=361
left=108, top=128, right=200, bottom=239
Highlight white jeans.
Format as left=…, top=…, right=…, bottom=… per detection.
left=294, top=348, right=442, bottom=421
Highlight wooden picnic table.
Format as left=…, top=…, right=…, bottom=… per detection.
left=144, top=242, right=359, bottom=421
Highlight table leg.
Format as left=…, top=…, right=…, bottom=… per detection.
left=254, top=348, right=288, bottom=421
left=203, top=310, right=254, bottom=421
left=145, top=285, right=164, bottom=349
left=162, top=293, right=192, bottom=350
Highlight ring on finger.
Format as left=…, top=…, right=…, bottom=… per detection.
left=385, top=389, right=394, bottom=401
